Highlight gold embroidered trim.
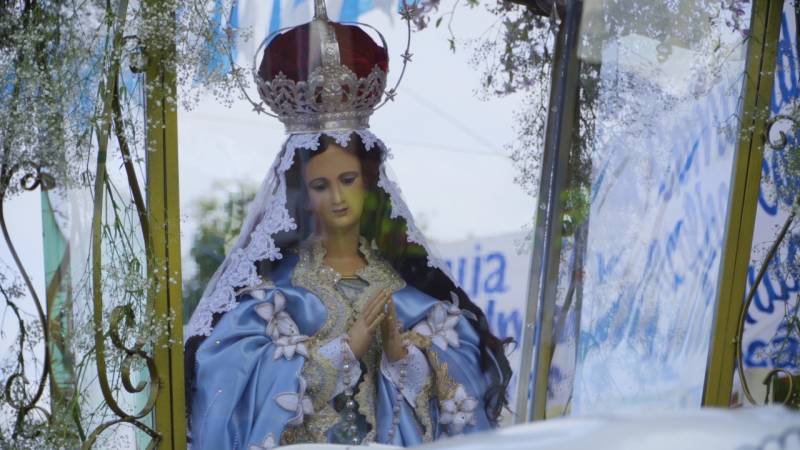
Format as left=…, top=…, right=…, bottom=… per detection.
left=279, top=425, right=301, bottom=445
left=291, top=236, right=406, bottom=341
left=292, top=236, right=406, bottom=442
left=403, top=330, right=432, bottom=350
left=405, top=330, right=459, bottom=402
left=401, top=330, right=462, bottom=437
left=402, top=330, right=437, bottom=441
left=427, top=348, right=459, bottom=404
left=304, top=340, right=339, bottom=412
left=292, top=240, right=347, bottom=341
left=356, top=339, right=380, bottom=443
left=414, top=377, right=434, bottom=443
left=278, top=407, right=339, bottom=445
left=305, top=405, right=340, bottom=443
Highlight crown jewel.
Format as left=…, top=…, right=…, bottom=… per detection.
left=254, top=0, right=389, bottom=133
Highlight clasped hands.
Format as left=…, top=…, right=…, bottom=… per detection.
left=347, top=288, right=407, bottom=362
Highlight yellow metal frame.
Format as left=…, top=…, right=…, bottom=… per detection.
left=144, top=0, right=187, bottom=447
left=515, top=0, right=583, bottom=423
left=702, top=0, right=783, bottom=407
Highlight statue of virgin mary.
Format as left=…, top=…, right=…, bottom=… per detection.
left=184, top=1, right=512, bottom=448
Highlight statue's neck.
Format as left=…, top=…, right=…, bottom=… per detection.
left=320, top=226, right=365, bottom=276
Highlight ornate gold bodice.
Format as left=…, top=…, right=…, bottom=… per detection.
left=285, top=236, right=405, bottom=444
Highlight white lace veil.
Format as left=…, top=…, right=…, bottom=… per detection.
left=185, top=129, right=453, bottom=339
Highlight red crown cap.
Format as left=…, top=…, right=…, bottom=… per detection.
left=258, top=21, right=389, bottom=83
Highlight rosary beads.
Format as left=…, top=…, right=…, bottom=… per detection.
left=386, top=343, right=409, bottom=443
left=339, top=335, right=361, bottom=445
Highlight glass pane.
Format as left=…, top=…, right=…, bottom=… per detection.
left=566, top=0, right=754, bottom=413
left=178, top=0, right=539, bottom=443
left=0, top=2, right=194, bottom=446
left=0, top=50, right=157, bottom=450
left=737, top=0, right=800, bottom=408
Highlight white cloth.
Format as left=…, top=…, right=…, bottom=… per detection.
left=380, top=343, right=431, bottom=407
left=315, top=334, right=362, bottom=397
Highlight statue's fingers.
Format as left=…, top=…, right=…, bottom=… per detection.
left=364, top=288, right=388, bottom=316
left=368, top=298, right=390, bottom=324
left=366, top=291, right=390, bottom=321
left=363, top=295, right=378, bottom=319
left=367, top=312, right=385, bottom=333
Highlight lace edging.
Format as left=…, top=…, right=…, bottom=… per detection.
left=376, top=170, right=456, bottom=282
left=186, top=129, right=453, bottom=339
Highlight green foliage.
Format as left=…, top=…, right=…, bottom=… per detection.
left=560, top=186, right=590, bottom=237
left=183, top=182, right=256, bottom=322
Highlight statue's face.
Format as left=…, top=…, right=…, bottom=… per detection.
left=303, top=144, right=365, bottom=234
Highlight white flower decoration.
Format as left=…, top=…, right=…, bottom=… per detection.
left=446, top=291, right=478, bottom=321
left=255, top=291, right=310, bottom=360
left=274, top=376, right=314, bottom=426
left=236, top=279, right=276, bottom=300
left=273, top=335, right=309, bottom=360
left=413, top=302, right=460, bottom=351
left=439, top=385, right=478, bottom=434
left=248, top=433, right=276, bottom=450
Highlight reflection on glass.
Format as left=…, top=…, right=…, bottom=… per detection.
left=181, top=0, right=522, bottom=446
left=179, top=0, right=537, bottom=441
left=36, top=121, right=157, bottom=447
left=564, top=0, right=753, bottom=413
left=737, top=1, right=800, bottom=409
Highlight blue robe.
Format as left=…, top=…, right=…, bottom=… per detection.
left=190, top=240, right=495, bottom=449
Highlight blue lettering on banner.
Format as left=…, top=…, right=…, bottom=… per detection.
left=445, top=245, right=508, bottom=298
left=484, top=299, right=523, bottom=344
left=443, top=247, right=522, bottom=344
left=572, top=75, right=740, bottom=412
left=484, top=252, right=508, bottom=293
left=585, top=23, right=800, bottom=370
left=596, top=251, right=621, bottom=284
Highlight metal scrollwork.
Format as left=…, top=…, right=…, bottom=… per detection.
left=762, top=368, right=797, bottom=406
left=79, top=0, right=166, bottom=443
left=765, top=113, right=799, bottom=150
left=0, top=162, right=53, bottom=440
left=736, top=191, right=799, bottom=406
left=2, top=0, right=179, bottom=447
left=739, top=426, right=800, bottom=450
left=81, top=98, right=161, bottom=448
left=738, top=107, right=800, bottom=409
left=108, top=305, right=160, bottom=409
left=19, top=163, right=56, bottom=192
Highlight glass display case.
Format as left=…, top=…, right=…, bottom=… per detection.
left=0, top=0, right=796, bottom=448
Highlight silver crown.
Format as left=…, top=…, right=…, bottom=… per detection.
left=253, top=0, right=388, bottom=133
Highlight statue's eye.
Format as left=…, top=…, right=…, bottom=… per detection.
left=340, top=173, right=358, bottom=185
left=309, top=180, right=327, bottom=192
